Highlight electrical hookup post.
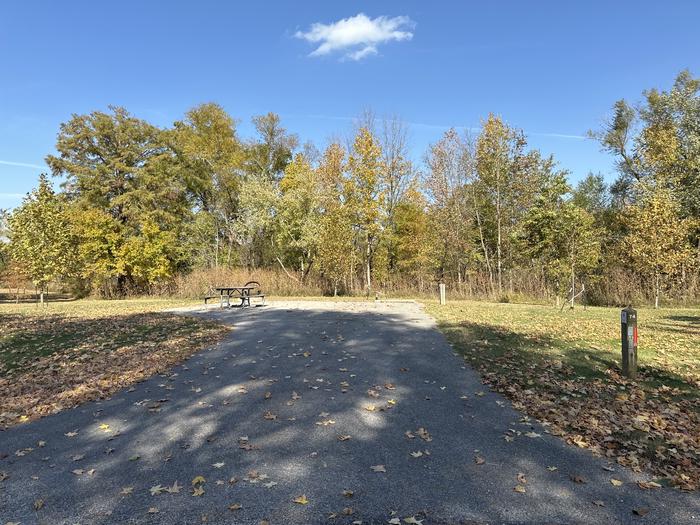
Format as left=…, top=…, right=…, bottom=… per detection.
left=621, top=306, right=638, bottom=379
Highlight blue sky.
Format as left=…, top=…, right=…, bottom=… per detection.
left=1, top=1, right=699, bottom=209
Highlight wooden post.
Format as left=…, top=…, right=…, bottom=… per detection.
left=439, top=283, right=446, bottom=305
left=621, top=307, right=638, bottom=378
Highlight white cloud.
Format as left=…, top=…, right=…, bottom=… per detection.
left=295, top=13, right=414, bottom=61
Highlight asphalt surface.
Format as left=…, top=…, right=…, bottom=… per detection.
left=1, top=300, right=698, bottom=525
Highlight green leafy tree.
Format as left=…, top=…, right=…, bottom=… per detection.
left=46, top=106, right=165, bottom=220
left=424, top=129, right=475, bottom=285
left=8, top=175, right=75, bottom=303
left=170, top=103, right=244, bottom=267
left=520, top=173, right=601, bottom=307
left=391, top=187, right=433, bottom=287
left=475, top=115, right=550, bottom=296
left=46, top=107, right=191, bottom=293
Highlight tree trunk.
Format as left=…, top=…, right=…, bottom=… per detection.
left=570, top=264, right=575, bottom=309
left=365, top=236, right=372, bottom=292
left=472, top=191, right=494, bottom=295
left=655, top=272, right=660, bottom=309
left=496, top=187, right=503, bottom=296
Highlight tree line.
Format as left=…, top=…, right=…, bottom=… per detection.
left=1, top=71, right=699, bottom=306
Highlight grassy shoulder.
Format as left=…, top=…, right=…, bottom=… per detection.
left=0, top=298, right=229, bottom=429
left=426, top=300, right=700, bottom=491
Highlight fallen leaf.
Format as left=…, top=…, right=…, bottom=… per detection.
left=192, top=475, right=206, bottom=485
left=370, top=465, right=387, bottom=473
left=416, top=427, right=432, bottom=442
left=514, top=485, right=526, bottom=493
left=293, top=494, right=309, bottom=505
left=212, top=462, right=225, bottom=469
left=475, top=455, right=486, bottom=465
left=228, top=503, right=242, bottom=511
left=120, top=486, right=134, bottom=495
left=633, top=508, right=650, bottom=516
left=404, top=518, right=424, bottom=525
left=342, top=490, right=354, bottom=498
left=610, top=478, right=623, bottom=487
left=592, top=500, right=605, bottom=507
left=150, top=484, right=165, bottom=496
left=34, top=498, right=44, bottom=510
left=338, top=435, right=351, bottom=441
left=192, top=486, right=205, bottom=497
left=637, top=481, right=662, bottom=490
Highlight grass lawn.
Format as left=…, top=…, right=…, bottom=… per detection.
left=426, top=300, right=700, bottom=490
left=0, top=298, right=229, bottom=429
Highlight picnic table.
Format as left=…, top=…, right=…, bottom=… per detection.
left=206, top=281, right=266, bottom=307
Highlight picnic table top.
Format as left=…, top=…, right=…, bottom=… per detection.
left=215, top=286, right=256, bottom=292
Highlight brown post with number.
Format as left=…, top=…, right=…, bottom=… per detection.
left=621, top=306, right=638, bottom=378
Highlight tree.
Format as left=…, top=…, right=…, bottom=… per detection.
left=424, top=129, right=475, bottom=286
left=46, top=106, right=165, bottom=221
left=236, top=113, right=298, bottom=268
left=315, top=143, right=353, bottom=295
left=347, top=127, right=384, bottom=292
left=170, top=103, right=244, bottom=268
left=277, top=153, right=322, bottom=281
left=624, top=186, right=694, bottom=308
left=46, top=106, right=193, bottom=293
left=8, top=175, right=75, bottom=304
left=520, top=172, right=601, bottom=307
left=475, top=115, right=543, bottom=296
left=572, top=173, right=610, bottom=218
left=0, top=209, right=9, bottom=275
left=69, top=207, right=123, bottom=296
left=391, top=187, right=433, bottom=287
left=245, top=113, right=298, bottom=181
left=591, top=70, right=700, bottom=221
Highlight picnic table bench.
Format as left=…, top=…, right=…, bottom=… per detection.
left=204, top=281, right=266, bottom=307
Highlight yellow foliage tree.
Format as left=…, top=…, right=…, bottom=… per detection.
left=624, top=186, right=694, bottom=308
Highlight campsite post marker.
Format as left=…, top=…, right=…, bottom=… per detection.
left=621, top=306, right=638, bottom=378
